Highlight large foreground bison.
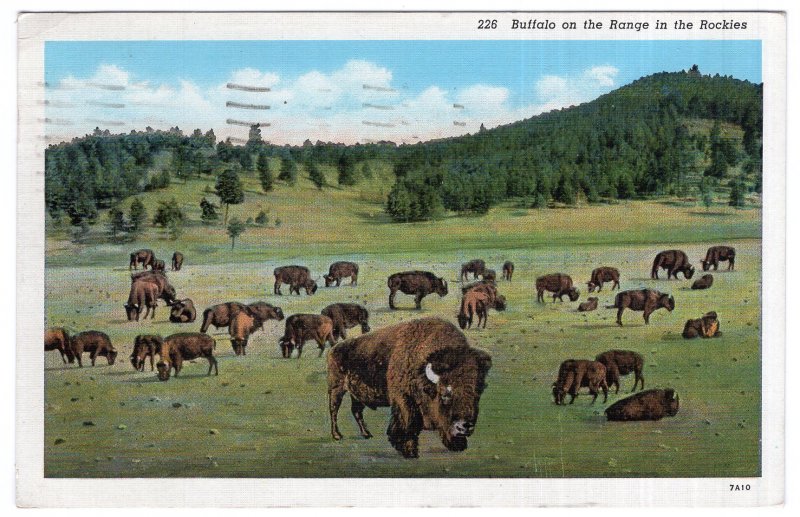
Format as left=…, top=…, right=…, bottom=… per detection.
left=129, top=249, right=156, bottom=270
left=45, top=327, right=73, bottom=364
left=552, top=359, right=608, bottom=405
left=683, top=311, right=721, bottom=339
left=324, top=261, right=359, bottom=287
left=460, top=259, right=486, bottom=281
left=701, top=245, right=735, bottom=271
left=387, top=271, right=448, bottom=310
left=595, top=350, right=644, bottom=393
left=651, top=250, right=695, bottom=280
left=327, top=317, right=492, bottom=458
left=69, top=331, right=118, bottom=367
left=274, top=265, right=318, bottom=295
left=155, top=333, right=218, bottom=381
left=587, top=267, right=620, bottom=292
left=536, top=273, right=579, bottom=303
left=605, top=389, right=680, bottom=421
left=607, top=289, right=675, bottom=326
left=321, top=303, right=370, bottom=341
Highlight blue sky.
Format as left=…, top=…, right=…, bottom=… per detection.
left=44, top=40, right=762, bottom=144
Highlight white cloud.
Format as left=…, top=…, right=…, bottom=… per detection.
left=535, top=75, right=569, bottom=101
left=585, top=65, right=619, bottom=87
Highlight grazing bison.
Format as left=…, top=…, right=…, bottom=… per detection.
left=229, top=311, right=262, bottom=356
left=199, top=301, right=283, bottom=333
left=701, top=245, right=736, bottom=271
left=129, top=249, right=156, bottom=270
left=536, top=273, right=579, bottom=303
left=577, top=297, right=599, bottom=312
left=152, top=259, right=166, bottom=272
left=607, top=289, right=675, bottom=326
left=691, top=274, right=714, bottom=290
left=327, top=317, right=492, bottom=459
left=483, top=269, right=497, bottom=282
left=682, top=311, right=721, bottom=339
left=324, top=261, right=359, bottom=287
left=124, top=281, right=160, bottom=321
left=130, top=334, right=163, bottom=371
left=460, top=259, right=487, bottom=281
left=651, top=250, right=695, bottom=280
left=321, top=303, right=370, bottom=341
left=457, top=288, right=507, bottom=330
left=595, top=350, right=645, bottom=393
left=155, top=332, right=218, bottom=381
left=130, top=271, right=177, bottom=305
left=69, top=331, right=118, bottom=368
left=273, top=265, right=318, bottom=295
left=605, top=389, right=680, bottom=421
left=387, top=271, right=448, bottom=310
left=551, top=360, right=608, bottom=405
left=278, top=314, right=335, bottom=358
left=44, top=327, right=73, bottom=364
left=502, top=261, right=514, bottom=281
left=587, top=267, right=620, bottom=292
left=171, top=251, right=184, bottom=271
left=169, top=299, right=197, bottom=323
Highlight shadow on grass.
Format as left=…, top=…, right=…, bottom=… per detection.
left=569, top=323, right=625, bottom=330
left=372, top=306, right=423, bottom=314
left=688, top=211, right=731, bottom=217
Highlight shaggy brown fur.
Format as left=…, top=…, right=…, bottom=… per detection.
left=552, top=359, right=608, bottom=405
left=279, top=314, right=336, bottom=358
left=607, top=289, right=675, bottom=326
left=229, top=311, right=263, bottom=355
left=691, top=274, right=714, bottom=290
left=70, top=331, right=118, bottom=368
left=457, top=289, right=507, bottom=329
left=595, top=350, right=645, bottom=393
left=387, top=271, right=448, bottom=310
left=502, top=261, right=514, bottom=281
left=169, top=299, right=197, bottom=323
left=701, top=246, right=736, bottom=271
left=683, top=311, right=721, bottom=339
left=321, top=303, right=370, bottom=341
left=324, top=261, right=359, bottom=287
left=152, top=259, right=166, bottom=271
left=536, top=273, right=579, bottom=303
left=587, top=267, right=620, bottom=292
left=273, top=265, right=318, bottom=295
left=605, top=389, right=679, bottom=421
left=577, top=297, right=599, bottom=312
left=125, top=281, right=159, bottom=321
left=171, top=251, right=184, bottom=271
left=199, top=301, right=283, bottom=333
left=129, top=271, right=177, bottom=305
left=130, top=334, right=164, bottom=371
left=156, top=333, right=218, bottom=381
left=129, top=249, right=156, bottom=270
left=460, top=259, right=487, bottom=281
left=651, top=249, right=695, bottom=280
left=45, top=327, right=73, bottom=364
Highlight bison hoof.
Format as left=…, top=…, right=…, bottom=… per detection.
left=332, top=432, right=343, bottom=441
left=361, top=431, right=373, bottom=439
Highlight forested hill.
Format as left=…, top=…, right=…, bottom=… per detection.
left=45, top=67, right=761, bottom=226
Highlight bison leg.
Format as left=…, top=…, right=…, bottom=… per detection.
left=616, top=307, right=625, bottom=326
left=612, top=279, right=619, bottom=290
left=338, top=325, right=347, bottom=340
left=414, top=292, right=424, bottom=310
left=388, top=289, right=397, bottom=310
left=274, top=281, right=282, bottom=295
left=336, top=278, right=342, bottom=287
left=328, top=386, right=346, bottom=441
left=351, top=274, right=357, bottom=286
left=350, top=397, right=372, bottom=439
left=207, top=355, right=218, bottom=376
left=537, top=289, right=544, bottom=303
left=387, top=397, right=422, bottom=459
left=729, top=258, right=735, bottom=270
left=633, top=370, right=644, bottom=392
left=600, top=379, right=609, bottom=403
left=58, top=350, right=67, bottom=364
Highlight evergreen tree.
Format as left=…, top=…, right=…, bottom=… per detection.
left=106, top=206, right=127, bottom=240
left=337, top=153, right=357, bottom=186
left=698, top=178, right=714, bottom=210
left=554, top=175, right=576, bottom=205
left=204, top=129, right=216, bottom=147
left=257, top=152, right=274, bottom=192
left=278, top=157, right=297, bottom=185
left=167, top=218, right=183, bottom=241
left=200, top=197, right=219, bottom=225
left=308, top=162, right=326, bottom=189
left=226, top=217, right=246, bottom=249
left=246, top=124, right=263, bottom=153
left=728, top=179, right=746, bottom=207
left=255, top=210, right=269, bottom=225
left=362, top=162, right=373, bottom=179
left=215, top=169, right=245, bottom=225
left=128, top=197, right=147, bottom=234
left=706, top=120, right=731, bottom=178
left=152, top=198, right=185, bottom=228
left=386, top=181, right=413, bottom=222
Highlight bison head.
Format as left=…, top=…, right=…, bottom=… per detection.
left=273, top=306, right=285, bottom=321
left=323, top=274, right=335, bottom=287
left=495, top=295, right=507, bottom=311
left=700, top=259, right=711, bottom=271
left=106, top=349, right=118, bottom=366
left=306, top=280, right=318, bottom=295
left=360, top=321, right=371, bottom=334
left=124, top=303, right=138, bottom=321
left=156, top=361, right=171, bottom=381
left=664, top=389, right=680, bottom=416
left=231, top=340, right=245, bottom=356
left=162, top=285, right=177, bottom=304
left=587, top=281, right=598, bottom=293
left=456, top=312, right=469, bottom=330
left=661, top=294, right=675, bottom=311
left=567, top=287, right=580, bottom=302
left=684, top=265, right=696, bottom=279
left=552, top=382, right=566, bottom=405
left=436, top=278, right=449, bottom=297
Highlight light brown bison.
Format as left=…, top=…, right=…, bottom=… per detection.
left=152, top=259, right=166, bottom=272
left=595, top=350, right=645, bottom=393
left=229, top=311, right=263, bottom=356
left=130, top=271, right=177, bottom=305
left=701, top=245, right=735, bottom=271
left=274, top=265, right=318, bottom=295
left=607, top=289, right=675, bottom=326
left=460, top=259, right=487, bottom=281
left=279, top=314, right=335, bottom=358
left=682, top=311, right=721, bottom=339
left=651, top=250, right=695, bottom=280
left=125, top=281, right=159, bottom=321
left=324, top=261, right=359, bottom=287
left=577, top=297, right=599, bottom=312
left=129, top=249, right=156, bottom=270
left=69, top=331, right=118, bottom=368
left=155, top=333, right=218, bottom=381
left=45, top=327, right=73, bottom=364
left=605, top=389, right=679, bottom=421
left=502, top=261, right=514, bottom=281
left=536, top=273, right=579, bottom=303
left=387, top=271, right=448, bottom=310
left=130, top=334, right=163, bottom=371
left=457, top=289, right=507, bottom=330
left=171, top=251, right=184, bottom=271
left=691, top=274, right=714, bottom=290
left=199, top=301, right=284, bottom=333
left=587, top=267, right=620, bottom=292
left=169, top=298, right=197, bottom=323
left=552, top=359, right=608, bottom=405
left=327, top=317, right=492, bottom=459
left=321, top=303, right=370, bottom=341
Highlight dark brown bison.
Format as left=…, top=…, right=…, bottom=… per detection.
left=324, top=261, right=359, bottom=287
left=605, top=389, right=680, bottom=421
left=327, top=317, right=492, bottom=459
left=387, top=271, right=448, bottom=310
left=278, top=314, right=335, bottom=358
left=169, top=299, right=197, bottom=323
left=124, top=281, right=159, bottom=321
left=457, top=289, right=506, bottom=330
left=152, top=259, right=166, bottom=272
left=321, top=303, right=370, bottom=341
left=683, top=311, right=721, bottom=339
left=129, top=249, right=156, bottom=270
left=483, top=269, right=497, bottom=282
left=130, top=271, right=177, bottom=305
left=701, top=246, right=735, bottom=271
left=502, top=261, right=514, bottom=281
left=460, top=259, right=486, bottom=281
left=229, top=311, right=263, bottom=356
left=607, top=289, right=675, bottom=326
left=274, top=265, right=318, bottom=295
left=155, top=333, right=218, bottom=381
left=69, top=331, right=118, bottom=368
left=595, top=350, right=645, bottom=393
left=199, top=301, right=284, bottom=333
left=536, top=273, right=579, bottom=303
left=691, top=274, right=714, bottom=290
left=551, top=360, right=608, bottom=405
left=577, top=297, right=598, bottom=312
left=171, top=251, right=184, bottom=271
left=587, top=267, right=620, bottom=292
left=130, top=334, right=163, bottom=371
left=651, top=250, right=695, bottom=280
left=45, top=327, right=73, bottom=364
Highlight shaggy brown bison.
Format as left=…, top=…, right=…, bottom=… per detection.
left=125, top=281, right=159, bottom=321
left=457, top=288, right=506, bottom=330
left=460, top=259, right=487, bottom=281
left=502, top=261, right=514, bottom=281
left=45, top=327, right=73, bottom=364
left=327, top=317, right=492, bottom=459
left=229, top=311, right=263, bottom=355
left=552, top=359, right=608, bottom=405
left=69, top=331, right=118, bottom=368
left=152, top=259, right=166, bottom=272
left=595, top=350, right=645, bottom=393
left=274, top=265, right=318, bottom=295
left=536, top=273, right=579, bottom=303
left=129, top=249, right=156, bottom=270
left=199, top=301, right=283, bottom=333
left=171, top=251, right=184, bottom=271
left=691, top=274, right=714, bottom=290
left=701, top=245, right=735, bottom=271
left=321, top=303, right=370, bottom=341
left=577, top=297, right=598, bottom=312
left=587, top=267, right=620, bottom=292
left=605, top=389, right=679, bottom=421
left=169, top=299, right=197, bottom=323
left=651, top=250, right=695, bottom=280
left=607, top=289, right=675, bottom=326
left=387, top=271, right=448, bottom=310
left=155, top=333, right=218, bottom=381
left=130, top=271, right=177, bottom=305
left=683, top=311, right=721, bottom=339
left=324, top=261, right=359, bottom=287
left=279, top=314, right=335, bottom=358
left=130, top=334, right=163, bottom=371
left=483, top=269, right=497, bottom=282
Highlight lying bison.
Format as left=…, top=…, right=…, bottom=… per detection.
left=460, top=259, right=486, bottom=281
left=691, top=274, right=714, bottom=290
left=155, top=333, right=218, bottom=381
left=200, top=301, right=283, bottom=333
left=605, top=389, right=679, bottom=421
left=577, top=297, right=598, bottom=312
left=651, top=250, right=695, bottom=280
left=324, top=261, right=359, bottom=287
left=69, top=331, right=118, bottom=367
left=457, top=288, right=506, bottom=330
left=701, top=245, right=735, bottom=271
left=169, top=298, right=197, bottom=323
left=552, top=359, right=608, bottom=405
left=171, top=251, right=184, bottom=271
left=502, top=261, right=514, bottom=281
left=279, top=314, right=335, bottom=358
left=595, top=350, right=644, bottom=393
left=45, top=327, right=73, bottom=364
left=321, top=303, right=370, bottom=341
left=130, top=334, right=163, bottom=371
left=274, top=265, right=318, bottom=295
left=327, top=317, right=492, bottom=459
left=387, top=271, right=448, bottom=310
left=587, top=267, right=620, bottom=292
left=536, top=273, right=579, bottom=303
left=129, top=248, right=156, bottom=270
left=607, top=289, right=674, bottom=326
left=683, top=311, right=721, bottom=339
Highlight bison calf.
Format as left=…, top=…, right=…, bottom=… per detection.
left=691, top=274, right=714, bottom=290
left=321, top=303, right=370, bottom=341
left=587, top=267, right=620, bottom=292
left=682, top=311, right=721, bottom=339
left=552, top=359, right=608, bottom=405
left=45, top=327, right=73, bottom=364
left=324, top=261, right=359, bottom=287
left=595, top=350, right=644, bottom=393
left=279, top=314, right=335, bottom=358
left=169, top=299, right=197, bottom=323
left=605, top=389, right=679, bottom=421
left=156, top=333, right=218, bottom=381
left=70, top=331, right=118, bottom=367
left=577, top=297, right=598, bottom=312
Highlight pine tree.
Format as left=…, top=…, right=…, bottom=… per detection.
left=215, top=169, right=244, bottom=225
left=106, top=206, right=127, bottom=240
left=200, top=197, right=219, bottom=225
left=226, top=217, right=246, bottom=249
left=152, top=198, right=185, bottom=228
left=278, top=157, right=297, bottom=185
left=308, top=162, right=326, bottom=189
left=257, top=152, right=274, bottom=192
left=128, top=197, right=147, bottom=234
left=698, top=178, right=714, bottom=210
left=337, top=153, right=357, bottom=186
left=728, top=179, right=746, bottom=207
left=386, top=181, right=413, bottom=222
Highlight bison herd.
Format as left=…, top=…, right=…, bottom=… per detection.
left=46, top=245, right=735, bottom=458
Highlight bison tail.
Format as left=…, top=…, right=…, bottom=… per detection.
left=604, top=304, right=617, bottom=309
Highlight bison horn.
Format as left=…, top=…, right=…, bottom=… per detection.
left=425, top=363, right=440, bottom=384
left=674, top=393, right=680, bottom=407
